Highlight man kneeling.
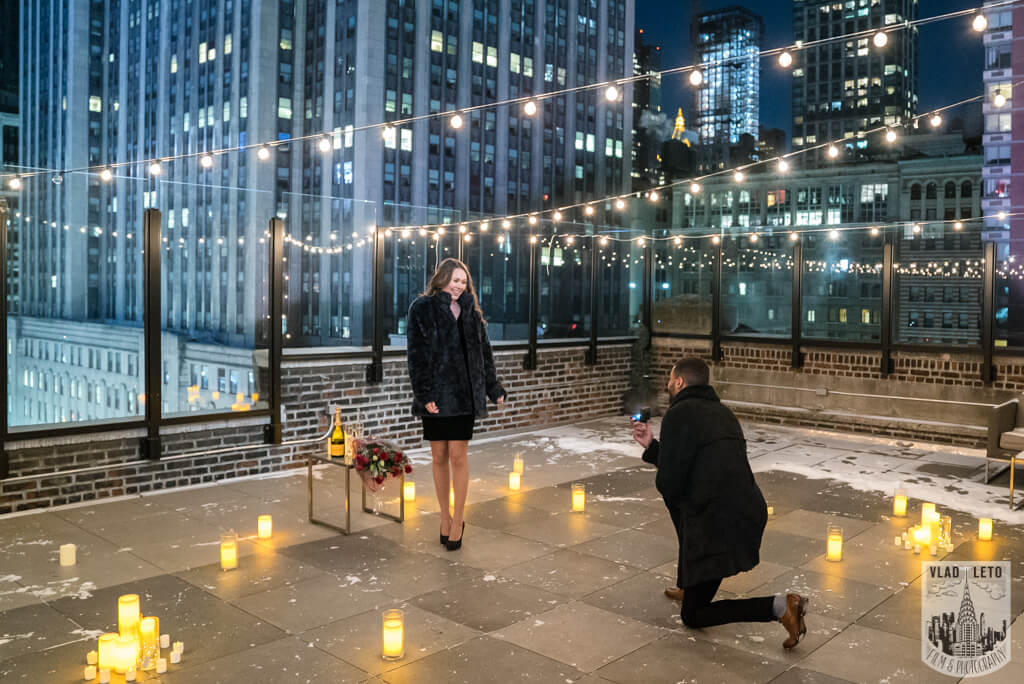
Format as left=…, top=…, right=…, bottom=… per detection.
left=632, top=358, right=808, bottom=649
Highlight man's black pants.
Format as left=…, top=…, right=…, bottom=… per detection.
left=667, top=504, right=776, bottom=628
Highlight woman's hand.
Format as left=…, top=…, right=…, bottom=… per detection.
left=425, top=401, right=440, bottom=414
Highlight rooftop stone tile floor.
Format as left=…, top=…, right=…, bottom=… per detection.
left=1, top=417, right=1023, bottom=683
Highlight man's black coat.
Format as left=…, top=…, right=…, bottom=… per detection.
left=642, top=384, right=767, bottom=587
left=406, top=291, right=505, bottom=418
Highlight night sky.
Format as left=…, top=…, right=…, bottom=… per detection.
left=635, top=0, right=983, bottom=142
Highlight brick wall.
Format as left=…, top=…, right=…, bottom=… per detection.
left=0, top=343, right=633, bottom=514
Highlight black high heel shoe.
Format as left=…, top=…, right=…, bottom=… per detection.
left=440, top=522, right=450, bottom=546
left=445, top=522, right=465, bottom=551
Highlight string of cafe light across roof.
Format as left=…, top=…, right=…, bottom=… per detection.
left=0, top=2, right=1006, bottom=188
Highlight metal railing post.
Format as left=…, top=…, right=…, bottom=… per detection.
left=367, top=224, right=385, bottom=383
left=711, top=238, right=723, bottom=361
left=586, top=223, right=599, bottom=366
left=0, top=199, right=8, bottom=477
left=524, top=234, right=539, bottom=370
left=791, top=240, right=804, bottom=368
left=880, top=232, right=895, bottom=376
left=982, top=241, right=996, bottom=385
left=265, top=218, right=284, bottom=443
left=140, top=209, right=162, bottom=459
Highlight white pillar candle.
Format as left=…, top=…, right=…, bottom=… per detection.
left=766, top=506, right=774, bottom=516
left=160, top=634, right=170, bottom=649
left=84, top=665, right=96, bottom=680
left=87, top=650, right=98, bottom=665
left=98, top=670, right=111, bottom=684
left=172, top=641, right=184, bottom=654
left=509, top=471, right=521, bottom=491
left=257, top=515, right=273, bottom=539
left=60, top=543, right=77, bottom=566
left=125, top=668, right=136, bottom=682
left=155, top=658, right=167, bottom=674
left=169, top=650, right=181, bottom=664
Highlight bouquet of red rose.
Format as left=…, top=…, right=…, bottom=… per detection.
left=354, top=440, right=412, bottom=492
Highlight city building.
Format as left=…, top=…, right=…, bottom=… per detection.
left=982, top=1, right=1014, bottom=241
left=11, top=0, right=635, bottom=424
left=693, top=5, right=763, bottom=172
left=668, top=135, right=982, bottom=344
left=791, top=0, right=918, bottom=161
left=632, top=28, right=662, bottom=190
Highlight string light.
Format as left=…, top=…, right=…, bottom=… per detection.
left=930, top=114, right=943, bottom=128
left=711, top=235, right=721, bottom=245
left=994, top=92, right=1007, bottom=108
left=450, top=113, right=464, bottom=129
left=778, top=51, right=793, bottom=68
left=733, top=171, right=745, bottom=183
left=553, top=211, right=563, bottom=221
left=464, top=234, right=471, bottom=242
left=885, top=129, right=898, bottom=143
left=458, top=224, right=467, bottom=234
left=382, top=125, right=396, bottom=141
left=528, top=215, right=538, bottom=225
left=749, top=233, right=759, bottom=243
left=99, top=168, right=113, bottom=181
left=870, top=227, right=880, bottom=236
left=318, top=136, right=332, bottom=152
left=7, top=176, right=20, bottom=190
left=257, top=146, right=271, bottom=160
left=615, top=198, right=626, bottom=210
left=584, top=205, right=595, bottom=216
left=523, top=100, right=538, bottom=116
left=480, top=222, right=489, bottom=231
left=649, top=190, right=660, bottom=202
left=599, top=236, right=609, bottom=246
left=502, top=220, right=512, bottom=229
left=529, top=235, right=538, bottom=244
left=604, top=86, right=619, bottom=102
left=690, top=182, right=702, bottom=194
left=954, top=221, right=963, bottom=231
left=973, top=13, right=988, bottom=32
left=789, top=232, right=799, bottom=241
left=873, top=31, right=888, bottom=48
left=437, top=226, right=447, bottom=235
left=912, top=223, right=922, bottom=233
left=148, top=161, right=162, bottom=176
left=200, top=154, right=213, bottom=168
left=689, top=69, right=703, bottom=86
left=829, top=229, right=840, bottom=240
left=827, top=145, right=840, bottom=159
left=777, top=158, right=790, bottom=173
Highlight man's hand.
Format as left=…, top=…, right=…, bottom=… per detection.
left=632, top=420, right=653, bottom=449
left=425, top=401, right=440, bottom=414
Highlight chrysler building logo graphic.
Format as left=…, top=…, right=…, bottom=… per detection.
left=922, top=562, right=1011, bottom=677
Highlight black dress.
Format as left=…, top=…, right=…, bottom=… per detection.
left=421, top=309, right=475, bottom=441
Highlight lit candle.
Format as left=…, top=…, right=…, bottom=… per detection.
left=403, top=481, right=415, bottom=502
left=825, top=525, right=843, bottom=562
left=220, top=532, right=238, bottom=571
left=98, top=669, right=110, bottom=684
left=84, top=665, right=96, bottom=680
left=87, top=650, right=98, bottom=665
left=160, top=634, right=170, bottom=649
left=929, top=543, right=939, bottom=556
left=509, top=471, right=521, bottom=491
left=979, top=518, right=993, bottom=541
left=97, top=633, right=118, bottom=670
left=382, top=609, right=404, bottom=660
left=513, top=454, right=524, bottom=474
left=113, top=635, right=138, bottom=674
left=894, top=535, right=902, bottom=546
left=913, top=524, right=931, bottom=547
left=60, top=543, right=77, bottom=566
left=173, top=641, right=184, bottom=655
left=117, top=594, right=140, bottom=638
left=257, top=515, right=273, bottom=539
left=571, top=483, right=585, bottom=512
left=892, top=488, right=907, bottom=517
left=169, top=650, right=181, bottom=664
left=155, top=658, right=167, bottom=674
left=766, top=506, right=774, bottom=516
left=921, top=502, right=938, bottom=526
left=125, top=668, right=137, bottom=682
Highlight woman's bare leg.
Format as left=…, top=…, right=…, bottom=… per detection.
left=431, top=441, right=452, bottom=536
left=448, top=440, right=469, bottom=541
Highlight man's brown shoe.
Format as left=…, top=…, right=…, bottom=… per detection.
left=780, top=593, right=808, bottom=649
left=664, top=587, right=685, bottom=601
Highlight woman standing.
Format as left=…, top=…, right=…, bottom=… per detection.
left=407, top=258, right=506, bottom=550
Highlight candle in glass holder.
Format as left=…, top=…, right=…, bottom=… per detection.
left=160, top=634, right=170, bottom=649
left=382, top=609, right=404, bottom=660
left=571, top=483, right=585, bottom=512
left=513, top=454, right=524, bottom=474
left=825, top=525, right=843, bottom=562
left=509, top=471, right=521, bottom=491
left=98, top=669, right=110, bottom=684
left=125, top=668, right=136, bottom=682
left=87, top=650, right=98, bottom=665
left=892, top=488, right=907, bottom=517
left=220, top=531, right=238, bottom=570
left=403, top=481, right=415, bottom=502
left=117, top=595, right=140, bottom=637
left=169, top=650, right=181, bottom=664
left=60, top=543, right=77, bottom=566
left=139, top=616, right=159, bottom=670
left=257, top=515, right=273, bottom=539
left=155, top=658, right=167, bottom=674
left=979, top=518, right=993, bottom=541
left=97, top=633, right=118, bottom=670
left=913, top=524, right=932, bottom=547
left=172, top=641, right=184, bottom=655
left=766, top=505, right=774, bottom=516
left=921, top=502, right=938, bottom=526
left=84, top=666, right=96, bottom=680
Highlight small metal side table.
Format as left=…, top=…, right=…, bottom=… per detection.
left=307, top=453, right=405, bottom=535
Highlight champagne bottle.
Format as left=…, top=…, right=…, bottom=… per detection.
left=330, top=407, right=345, bottom=458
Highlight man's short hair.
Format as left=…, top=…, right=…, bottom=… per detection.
left=671, top=357, right=710, bottom=386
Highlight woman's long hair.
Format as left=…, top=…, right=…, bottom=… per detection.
left=422, top=258, right=486, bottom=325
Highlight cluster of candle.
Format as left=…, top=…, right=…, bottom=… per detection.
left=509, top=454, right=525, bottom=491
left=84, top=594, right=181, bottom=681
left=891, top=488, right=995, bottom=554
left=219, top=515, right=274, bottom=572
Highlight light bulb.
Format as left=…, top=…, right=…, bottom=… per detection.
left=382, top=125, right=395, bottom=140
left=450, top=113, right=463, bottom=129
left=733, top=171, right=744, bottom=183
left=873, top=31, right=888, bottom=48
left=690, top=182, right=702, bottom=194
left=8, top=176, right=21, bottom=189
left=437, top=226, right=446, bottom=235
left=930, top=114, right=942, bottom=128
left=604, top=85, right=619, bottom=102
left=885, top=129, right=897, bottom=143
left=585, top=205, right=596, bottom=216
left=523, top=100, right=538, bottom=116
left=912, top=223, right=921, bottom=233
left=502, top=220, right=512, bottom=229
left=615, top=198, right=626, bottom=210
left=994, top=93, right=1007, bottom=108
left=778, top=51, right=793, bottom=68
left=200, top=154, right=213, bottom=168
left=480, top=222, right=489, bottom=232
left=749, top=233, right=759, bottom=243
left=529, top=235, right=538, bottom=244
left=528, top=215, right=538, bottom=225
left=827, top=145, right=839, bottom=159
left=649, top=190, right=659, bottom=202
left=553, top=211, right=562, bottom=221
left=599, top=236, right=609, bottom=246
left=257, top=146, right=271, bottom=160
left=149, top=162, right=162, bottom=176
left=829, top=229, right=840, bottom=240
left=789, top=232, right=799, bottom=241
left=954, top=221, right=963, bottom=231
left=870, top=227, right=880, bottom=236
left=711, top=235, right=720, bottom=245
left=973, top=13, right=988, bottom=32
left=689, top=69, right=703, bottom=86
left=458, top=224, right=467, bottom=234
left=100, top=168, right=113, bottom=181
left=318, top=136, right=332, bottom=152
left=777, top=159, right=790, bottom=173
